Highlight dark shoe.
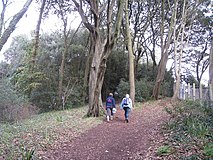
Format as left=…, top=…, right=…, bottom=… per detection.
left=125, top=119, right=129, bottom=123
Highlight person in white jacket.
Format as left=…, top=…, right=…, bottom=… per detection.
left=120, top=94, right=132, bottom=123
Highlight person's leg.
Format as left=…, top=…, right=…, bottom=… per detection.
left=124, top=107, right=128, bottom=122
left=125, top=108, right=130, bottom=123
left=123, top=107, right=130, bottom=123
left=110, top=108, right=113, bottom=120
left=106, top=108, right=111, bottom=121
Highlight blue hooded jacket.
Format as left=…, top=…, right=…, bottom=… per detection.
left=106, top=96, right=116, bottom=109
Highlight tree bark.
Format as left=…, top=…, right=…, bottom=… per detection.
left=152, top=0, right=176, bottom=100
left=0, top=0, right=8, bottom=36
left=58, top=34, right=68, bottom=109
left=125, top=0, right=135, bottom=105
left=56, top=2, right=70, bottom=109
left=172, top=0, right=184, bottom=101
left=210, top=40, right=213, bottom=101
left=83, top=34, right=92, bottom=103
left=195, top=43, right=208, bottom=88
left=72, top=0, right=125, bottom=117
left=0, top=0, right=33, bottom=52
left=152, top=53, right=169, bottom=99
left=87, top=37, right=104, bottom=116
left=31, top=0, right=46, bottom=71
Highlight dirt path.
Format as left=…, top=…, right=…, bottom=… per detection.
left=41, top=100, right=170, bottom=160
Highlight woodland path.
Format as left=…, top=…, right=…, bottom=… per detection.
left=41, top=99, right=171, bottom=160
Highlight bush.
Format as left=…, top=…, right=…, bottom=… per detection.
left=117, top=79, right=129, bottom=99
left=160, top=69, right=174, bottom=97
left=0, top=78, right=27, bottom=107
left=164, top=100, right=213, bottom=159
left=117, top=79, right=154, bottom=102
left=135, top=79, right=154, bottom=101
left=65, top=84, right=85, bottom=108
left=157, top=145, right=172, bottom=155
left=0, top=78, right=38, bottom=122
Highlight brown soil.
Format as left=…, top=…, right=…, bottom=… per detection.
left=39, top=99, right=171, bottom=160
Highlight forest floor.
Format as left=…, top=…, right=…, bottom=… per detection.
left=38, top=98, right=172, bottom=160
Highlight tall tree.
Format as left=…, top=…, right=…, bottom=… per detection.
left=172, top=0, right=189, bottom=101
left=0, top=0, right=33, bottom=52
left=152, top=0, right=208, bottom=99
left=50, top=1, right=74, bottom=109
left=31, top=0, right=47, bottom=71
left=125, top=0, right=135, bottom=105
left=181, top=0, right=212, bottom=89
left=210, top=40, right=213, bottom=101
left=195, top=44, right=209, bottom=87
left=122, top=0, right=160, bottom=79
left=171, top=0, right=179, bottom=100
left=72, top=0, right=125, bottom=116
left=152, top=0, right=176, bottom=99
left=0, top=0, right=9, bottom=36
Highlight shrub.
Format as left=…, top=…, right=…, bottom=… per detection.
left=164, top=100, right=213, bottom=159
left=135, top=79, right=154, bottom=101
left=157, top=145, right=172, bottom=155
left=0, top=78, right=27, bottom=107
left=203, top=142, right=213, bottom=157
left=117, top=79, right=154, bottom=102
left=117, top=79, right=129, bottom=99
left=0, top=78, right=40, bottom=122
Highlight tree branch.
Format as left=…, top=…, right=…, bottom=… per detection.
left=0, top=0, right=33, bottom=52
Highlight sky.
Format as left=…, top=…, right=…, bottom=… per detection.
left=0, top=0, right=81, bottom=60
left=0, top=0, right=210, bottom=85
left=0, top=1, right=36, bottom=59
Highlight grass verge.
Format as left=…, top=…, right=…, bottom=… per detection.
left=0, top=106, right=103, bottom=159
left=161, top=100, right=213, bottom=159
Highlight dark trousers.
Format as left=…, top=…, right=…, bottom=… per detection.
left=123, top=107, right=130, bottom=119
left=106, top=107, right=113, bottom=116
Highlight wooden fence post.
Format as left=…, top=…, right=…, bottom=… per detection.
left=183, top=84, right=185, bottom=100
left=188, top=83, right=190, bottom=99
left=193, top=83, right=195, bottom=101
left=199, top=83, right=202, bottom=100
left=210, top=83, right=213, bottom=101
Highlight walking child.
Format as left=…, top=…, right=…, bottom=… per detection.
left=106, top=93, right=116, bottom=122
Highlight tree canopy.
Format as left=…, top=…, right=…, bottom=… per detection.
left=0, top=0, right=212, bottom=115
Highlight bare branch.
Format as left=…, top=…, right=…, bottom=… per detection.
left=72, top=0, right=94, bottom=33
left=0, top=0, right=33, bottom=52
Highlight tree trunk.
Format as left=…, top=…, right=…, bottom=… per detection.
left=210, top=40, right=213, bottom=101
left=31, top=0, right=46, bottom=71
left=58, top=38, right=68, bottom=109
left=152, top=0, right=176, bottom=99
left=125, top=0, right=135, bottom=105
left=83, top=34, right=93, bottom=103
left=152, top=53, right=169, bottom=99
left=0, top=0, right=8, bottom=36
left=57, top=2, right=69, bottom=109
left=27, top=0, right=46, bottom=97
left=73, top=0, right=125, bottom=117
left=0, top=0, right=33, bottom=51
left=172, top=0, right=182, bottom=101
left=87, top=37, right=106, bottom=116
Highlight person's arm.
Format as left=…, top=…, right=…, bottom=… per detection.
left=113, top=98, right=116, bottom=108
left=129, top=99, right=133, bottom=109
left=120, top=98, right=124, bottom=109
left=106, top=97, right=108, bottom=108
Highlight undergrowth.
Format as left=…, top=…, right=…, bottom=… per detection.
left=0, top=106, right=103, bottom=159
left=162, top=100, right=213, bottom=159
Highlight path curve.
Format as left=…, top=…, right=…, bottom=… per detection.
left=41, top=100, right=170, bottom=160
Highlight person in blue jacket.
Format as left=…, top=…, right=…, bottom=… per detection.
left=106, top=93, right=116, bottom=122
left=120, top=94, right=132, bottom=123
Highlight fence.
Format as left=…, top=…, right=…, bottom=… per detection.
left=178, top=83, right=213, bottom=101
